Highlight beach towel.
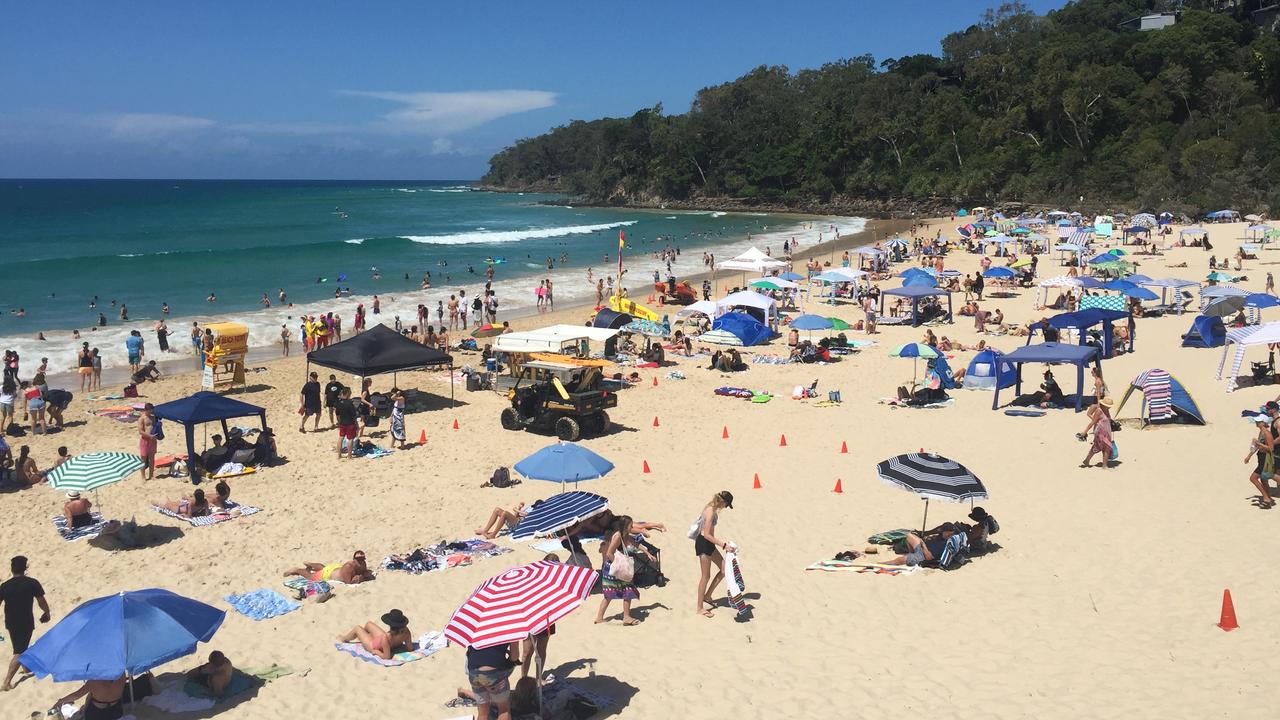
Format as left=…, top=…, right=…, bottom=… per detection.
left=881, top=397, right=955, bottom=409
left=224, top=589, right=300, bottom=621
left=380, top=539, right=511, bottom=574
left=209, top=463, right=256, bottom=479
left=144, top=679, right=216, bottom=713
left=1004, top=409, right=1046, bottom=417
left=867, top=529, right=912, bottom=545
left=52, top=513, right=107, bottom=541
left=183, top=670, right=261, bottom=701
left=805, top=560, right=919, bottom=575
left=336, top=631, right=447, bottom=666
left=351, top=444, right=393, bottom=459
left=714, top=387, right=755, bottom=399
left=724, top=549, right=748, bottom=617
left=153, top=501, right=260, bottom=527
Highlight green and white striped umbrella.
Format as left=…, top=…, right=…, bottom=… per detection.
left=46, top=451, right=144, bottom=492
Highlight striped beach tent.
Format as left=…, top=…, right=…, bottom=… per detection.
left=510, top=491, right=608, bottom=541
left=1115, top=369, right=1204, bottom=425
left=443, top=560, right=597, bottom=649
left=45, top=452, right=144, bottom=493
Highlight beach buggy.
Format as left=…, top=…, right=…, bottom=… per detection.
left=500, top=360, right=617, bottom=441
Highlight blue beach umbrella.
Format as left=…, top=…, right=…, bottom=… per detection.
left=1246, top=294, right=1280, bottom=309
left=21, top=589, right=224, bottom=681
left=983, top=267, right=1017, bottom=279
left=514, top=443, right=614, bottom=487
left=1103, top=280, right=1158, bottom=301
left=779, top=272, right=804, bottom=281
left=790, top=314, right=834, bottom=331
left=889, top=343, right=939, bottom=385
left=511, top=491, right=609, bottom=541
left=1076, top=277, right=1106, bottom=290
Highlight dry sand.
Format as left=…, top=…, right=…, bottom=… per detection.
left=1, top=217, right=1276, bottom=719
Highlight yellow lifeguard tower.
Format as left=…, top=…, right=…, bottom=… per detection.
left=202, top=321, right=248, bottom=390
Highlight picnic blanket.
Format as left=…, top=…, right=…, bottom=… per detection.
left=805, top=559, right=919, bottom=576
left=53, top=513, right=108, bottom=542
left=336, top=631, right=447, bottom=666
left=380, top=539, right=511, bottom=575
left=153, top=501, right=260, bottom=527
left=224, top=589, right=300, bottom=621
left=89, top=405, right=141, bottom=422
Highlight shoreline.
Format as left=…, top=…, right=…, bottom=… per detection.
left=44, top=216, right=908, bottom=392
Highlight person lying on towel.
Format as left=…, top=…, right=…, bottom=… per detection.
left=284, top=550, right=375, bottom=584
left=884, top=524, right=960, bottom=567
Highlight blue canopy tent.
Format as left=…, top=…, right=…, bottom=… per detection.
left=993, top=342, right=1103, bottom=412
left=711, top=312, right=772, bottom=346
left=592, top=309, right=633, bottom=329
left=879, top=286, right=953, bottom=327
left=1026, top=308, right=1133, bottom=358
left=902, top=273, right=938, bottom=288
left=153, top=391, right=267, bottom=481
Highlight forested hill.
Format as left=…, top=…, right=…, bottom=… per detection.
left=482, top=0, right=1280, bottom=214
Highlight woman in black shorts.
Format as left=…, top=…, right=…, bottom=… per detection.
left=694, top=491, right=733, bottom=617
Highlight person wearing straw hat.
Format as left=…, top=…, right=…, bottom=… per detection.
left=1081, top=397, right=1115, bottom=470
left=62, top=491, right=93, bottom=529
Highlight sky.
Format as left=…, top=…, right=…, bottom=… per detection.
left=0, top=1, right=1067, bottom=181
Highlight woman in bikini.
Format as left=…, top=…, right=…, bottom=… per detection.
left=694, top=491, right=734, bottom=617
left=153, top=488, right=210, bottom=517
left=337, top=609, right=413, bottom=661
left=475, top=502, right=527, bottom=539
left=595, top=515, right=654, bottom=626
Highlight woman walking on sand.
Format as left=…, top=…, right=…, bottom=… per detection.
left=1080, top=397, right=1114, bottom=469
left=693, top=491, right=734, bottom=617
left=595, top=516, right=653, bottom=626
left=1247, top=414, right=1275, bottom=508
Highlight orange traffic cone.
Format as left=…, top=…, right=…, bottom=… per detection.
left=642, top=460, right=651, bottom=474
left=833, top=479, right=843, bottom=494
left=840, top=440, right=848, bottom=454
left=652, top=376, right=658, bottom=387
left=1218, top=589, right=1239, bottom=631
left=779, top=434, right=788, bottom=447
left=653, top=416, right=660, bottom=428
left=453, top=419, right=460, bottom=430
left=722, top=425, right=729, bottom=439
left=418, top=429, right=427, bottom=444
left=752, top=473, right=762, bottom=489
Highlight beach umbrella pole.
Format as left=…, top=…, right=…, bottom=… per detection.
left=921, top=498, right=930, bottom=533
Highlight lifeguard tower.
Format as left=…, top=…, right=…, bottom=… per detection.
left=202, top=321, right=248, bottom=390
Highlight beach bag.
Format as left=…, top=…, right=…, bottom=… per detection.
left=123, top=384, right=139, bottom=398
left=687, top=514, right=703, bottom=539
left=1263, top=452, right=1275, bottom=481
left=1110, top=441, right=1119, bottom=461
left=610, top=552, right=635, bottom=583
left=152, top=418, right=164, bottom=441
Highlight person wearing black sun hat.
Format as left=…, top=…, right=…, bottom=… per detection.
left=336, top=608, right=413, bottom=661
left=693, top=491, right=734, bottom=618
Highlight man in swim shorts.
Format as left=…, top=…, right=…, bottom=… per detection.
left=284, top=551, right=373, bottom=584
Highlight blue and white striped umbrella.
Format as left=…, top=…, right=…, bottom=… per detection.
left=876, top=453, right=987, bottom=502
left=511, top=491, right=609, bottom=541
left=46, top=452, right=144, bottom=493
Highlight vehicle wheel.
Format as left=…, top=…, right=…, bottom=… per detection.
left=500, top=408, right=521, bottom=431
left=555, top=416, right=581, bottom=442
left=594, top=411, right=611, bottom=435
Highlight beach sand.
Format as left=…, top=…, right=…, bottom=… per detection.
left=1, top=217, right=1276, bottom=719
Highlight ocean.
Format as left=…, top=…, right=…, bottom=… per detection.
left=0, top=179, right=863, bottom=371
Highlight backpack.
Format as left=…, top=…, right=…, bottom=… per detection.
left=486, top=466, right=518, bottom=488
left=123, top=384, right=139, bottom=398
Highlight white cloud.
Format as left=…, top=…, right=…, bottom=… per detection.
left=106, top=113, right=215, bottom=141
left=341, top=89, right=557, bottom=134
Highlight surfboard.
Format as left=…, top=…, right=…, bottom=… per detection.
left=529, top=353, right=611, bottom=368
left=609, top=296, right=661, bottom=322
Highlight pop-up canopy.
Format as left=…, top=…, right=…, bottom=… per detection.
left=153, top=391, right=267, bottom=480
left=992, top=342, right=1103, bottom=412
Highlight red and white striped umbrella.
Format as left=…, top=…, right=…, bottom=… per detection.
left=444, top=560, right=597, bottom=649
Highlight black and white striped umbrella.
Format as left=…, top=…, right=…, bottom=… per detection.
left=875, top=453, right=987, bottom=502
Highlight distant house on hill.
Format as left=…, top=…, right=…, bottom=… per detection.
left=1118, top=12, right=1179, bottom=32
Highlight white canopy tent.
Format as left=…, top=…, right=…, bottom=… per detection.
left=676, top=300, right=721, bottom=319
left=1218, top=322, right=1280, bottom=391
left=494, top=325, right=620, bottom=354
left=718, top=290, right=778, bottom=324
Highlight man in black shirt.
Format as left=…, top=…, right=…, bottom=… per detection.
left=323, top=374, right=343, bottom=428
left=335, top=388, right=358, bottom=459
left=1, top=555, right=50, bottom=691
left=299, top=371, right=322, bottom=433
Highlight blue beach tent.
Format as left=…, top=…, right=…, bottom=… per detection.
left=711, top=312, right=772, bottom=346
left=1181, top=316, right=1226, bottom=348
left=963, top=349, right=1017, bottom=391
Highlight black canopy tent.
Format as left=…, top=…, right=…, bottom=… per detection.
left=306, top=324, right=455, bottom=404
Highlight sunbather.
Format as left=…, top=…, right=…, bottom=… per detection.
left=62, top=491, right=94, bottom=529
left=285, top=550, right=374, bottom=584
left=885, top=525, right=958, bottom=566
left=210, top=481, right=232, bottom=509
left=186, top=651, right=235, bottom=698
left=475, top=502, right=528, bottom=539
left=337, top=609, right=412, bottom=661
left=50, top=675, right=125, bottom=720
left=152, top=488, right=210, bottom=517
